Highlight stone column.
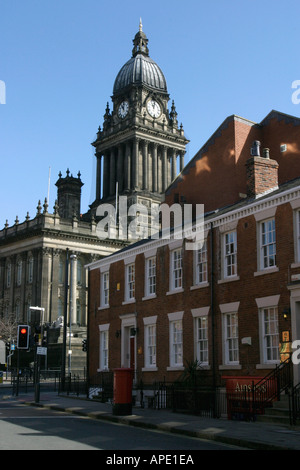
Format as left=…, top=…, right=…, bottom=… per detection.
left=110, top=149, right=116, bottom=196
left=142, top=140, right=149, bottom=190
left=96, top=153, right=102, bottom=200
left=171, top=149, right=177, bottom=181
left=162, top=146, right=168, bottom=192
left=133, top=138, right=140, bottom=190
left=124, top=142, right=131, bottom=191
left=152, top=143, right=158, bottom=192
left=117, top=144, right=123, bottom=193
left=103, top=152, right=109, bottom=199
left=167, top=151, right=172, bottom=187
left=180, top=151, right=185, bottom=172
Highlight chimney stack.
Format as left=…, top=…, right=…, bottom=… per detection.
left=246, top=143, right=278, bottom=198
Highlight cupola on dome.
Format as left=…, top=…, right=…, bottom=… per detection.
left=113, top=21, right=167, bottom=95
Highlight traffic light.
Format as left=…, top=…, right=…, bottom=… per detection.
left=82, top=339, right=87, bottom=352
left=17, top=325, right=30, bottom=349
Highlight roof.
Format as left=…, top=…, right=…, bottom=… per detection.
left=113, top=53, right=167, bottom=95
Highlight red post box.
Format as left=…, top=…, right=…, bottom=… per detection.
left=112, top=368, right=134, bottom=415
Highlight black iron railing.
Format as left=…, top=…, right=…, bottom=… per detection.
left=252, top=358, right=292, bottom=414
left=151, top=381, right=227, bottom=418
left=290, top=382, right=300, bottom=425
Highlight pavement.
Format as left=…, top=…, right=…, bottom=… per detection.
left=1, top=383, right=300, bottom=451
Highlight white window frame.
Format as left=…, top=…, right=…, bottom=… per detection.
left=99, top=324, right=109, bottom=371
left=224, top=312, right=239, bottom=365
left=223, top=231, right=237, bottom=278
left=145, top=257, right=156, bottom=297
left=219, top=302, right=240, bottom=368
left=170, top=248, right=183, bottom=291
left=167, top=311, right=184, bottom=370
left=195, top=315, right=209, bottom=365
left=100, top=271, right=109, bottom=308
left=260, top=218, right=276, bottom=270
left=192, top=307, right=210, bottom=367
left=126, top=263, right=135, bottom=301
left=256, top=295, right=280, bottom=367
left=143, top=316, right=157, bottom=370
left=260, top=307, right=279, bottom=364
left=195, top=240, right=208, bottom=285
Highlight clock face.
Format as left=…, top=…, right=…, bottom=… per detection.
left=147, top=100, right=161, bottom=118
left=118, top=101, right=129, bottom=119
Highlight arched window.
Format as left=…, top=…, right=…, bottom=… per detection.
left=59, top=258, right=64, bottom=284
left=6, top=262, right=11, bottom=288
left=28, top=256, right=33, bottom=283
left=16, top=259, right=22, bottom=286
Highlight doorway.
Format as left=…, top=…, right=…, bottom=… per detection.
left=288, top=286, right=300, bottom=385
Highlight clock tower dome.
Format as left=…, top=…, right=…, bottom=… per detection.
left=90, top=20, right=189, bottom=237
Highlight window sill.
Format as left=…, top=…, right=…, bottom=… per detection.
left=122, top=299, right=136, bottom=305
left=142, top=367, right=158, bottom=372
left=218, top=276, right=240, bottom=285
left=198, top=364, right=210, bottom=370
left=256, top=362, right=279, bottom=369
left=254, top=267, right=279, bottom=276
left=142, top=294, right=157, bottom=301
left=166, top=288, right=184, bottom=296
left=219, top=364, right=242, bottom=370
left=167, top=366, right=184, bottom=371
left=190, top=282, right=209, bottom=290
left=98, top=305, right=109, bottom=311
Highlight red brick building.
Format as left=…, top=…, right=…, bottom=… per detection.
left=86, top=110, right=300, bottom=398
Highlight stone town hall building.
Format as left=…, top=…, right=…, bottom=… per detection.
left=0, top=23, right=188, bottom=337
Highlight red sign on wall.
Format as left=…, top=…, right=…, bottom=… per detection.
left=223, top=376, right=276, bottom=420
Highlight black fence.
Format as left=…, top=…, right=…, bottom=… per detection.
left=58, top=371, right=114, bottom=401
left=290, top=382, right=300, bottom=425
left=8, top=368, right=61, bottom=396
left=149, top=382, right=228, bottom=419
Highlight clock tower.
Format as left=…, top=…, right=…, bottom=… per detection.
left=90, top=20, right=189, bottom=238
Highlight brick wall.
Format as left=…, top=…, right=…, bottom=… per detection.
left=165, top=112, right=300, bottom=212
left=246, top=153, right=279, bottom=197
left=88, top=193, right=299, bottom=387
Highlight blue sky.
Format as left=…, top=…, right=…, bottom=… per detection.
left=1, top=0, right=300, bottom=224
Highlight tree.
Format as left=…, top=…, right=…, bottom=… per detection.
left=0, top=313, right=18, bottom=344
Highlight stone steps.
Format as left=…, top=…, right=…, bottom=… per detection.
left=256, top=394, right=291, bottom=425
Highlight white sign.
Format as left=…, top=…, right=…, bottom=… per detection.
left=37, top=347, right=47, bottom=356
